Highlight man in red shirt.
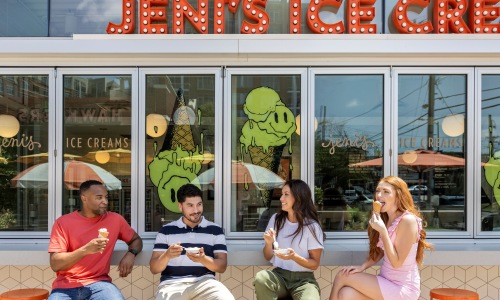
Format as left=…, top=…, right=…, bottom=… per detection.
left=48, top=180, right=143, bottom=300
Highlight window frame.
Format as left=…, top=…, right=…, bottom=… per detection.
left=223, top=67, right=308, bottom=238
left=308, top=67, right=391, bottom=238
left=0, top=66, right=487, bottom=240
left=0, top=68, right=55, bottom=238
left=393, top=67, right=475, bottom=239
left=54, top=67, right=139, bottom=231
left=138, top=67, right=223, bottom=239
left=474, top=67, right=500, bottom=238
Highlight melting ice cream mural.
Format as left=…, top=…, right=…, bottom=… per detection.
left=484, top=149, right=500, bottom=206
left=148, top=86, right=295, bottom=213
left=148, top=88, right=204, bottom=213
left=483, top=117, right=500, bottom=206
left=239, top=87, right=297, bottom=208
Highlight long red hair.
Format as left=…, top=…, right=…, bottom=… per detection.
left=368, top=176, right=433, bottom=266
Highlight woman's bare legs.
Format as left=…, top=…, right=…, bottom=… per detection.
left=329, top=271, right=384, bottom=300
left=338, top=287, right=372, bottom=300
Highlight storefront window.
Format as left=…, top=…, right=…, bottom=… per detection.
left=145, top=74, right=216, bottom=232
left=63, top=75, right=132, bottom=223
left=398, top=74, right=466, bottom=231
left=314, top=74, right=384, bottom=232
left=230, top=74, right=301, bottom=232
left=0, top=75, right=49, bottom=231
left=0, top=1, right=48, bottom=37
left=480, top=74, right=500, bottom=232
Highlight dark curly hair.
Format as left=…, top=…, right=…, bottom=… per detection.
left=177, top=184, right=203, bottom=203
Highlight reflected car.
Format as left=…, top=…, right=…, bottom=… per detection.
left=348, top=191, right=373, bottom=211
left=439, top=195, right=464, bottom=206
left=408, top=185, right=428, bottom=192
left=344, top=190, right=357, bottom=203
left=322, top=188, right=348, bottom=209
left=412, top=195, right=427, bottom=209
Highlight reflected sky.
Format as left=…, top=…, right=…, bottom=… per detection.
left=315, top=75, right=384, bottom=155
left=398, top=75, right=466, bottom=154
left=50, top=0, right=122, bottom=36
left=481, top=75, right=500, bottom=157
left=0, top=0, right=48, bottom=37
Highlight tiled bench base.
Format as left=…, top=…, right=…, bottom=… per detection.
left=1, top=265, right=498, bottom=300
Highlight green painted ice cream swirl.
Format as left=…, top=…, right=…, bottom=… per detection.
left=243, top=87, right=284, bottom=123
left=240, top=87, right=296, bottom=152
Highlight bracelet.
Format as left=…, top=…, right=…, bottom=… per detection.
left=128, top=248, right=139, bottom=256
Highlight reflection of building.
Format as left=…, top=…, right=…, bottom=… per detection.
left=63, top=76, right=131, bottom=100
left=0, top=76, right=48, bottom=110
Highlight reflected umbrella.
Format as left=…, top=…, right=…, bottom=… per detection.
left=349, top=149, right=470, bottom=207
left=11, top=160, right=122, bottom=190
left=17, top=152, right=81, bottom=164
left=193, top=161, right=285, bottom=189
left=349, top=149, right=466, bottom=172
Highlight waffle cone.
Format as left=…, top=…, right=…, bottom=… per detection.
left=98, top=229, right=109, bottom=238
left=160, top=88, right=195, bottom=152
left=171, top=105, right=195, bottom=152
left=248, top=145, right=284, bottom=207
left=248, top=145, right=284, bottom=174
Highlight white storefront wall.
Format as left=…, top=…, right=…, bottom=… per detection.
left=1, top=35, right=500, bottom=299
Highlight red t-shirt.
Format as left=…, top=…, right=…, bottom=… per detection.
left=48, top=211, right=135, bottom=289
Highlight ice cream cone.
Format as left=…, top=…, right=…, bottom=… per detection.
left=171, top=90, right=195, bottom=152
left=98, top=228, right=108, bottom=254
left=373, top=201, right=382, bottom=214
left=239, top=87, right=296, bottom=209
left=249, top=145, right=284, bottom=173
left=98, top=230, right=109, bottom=239
left=249, top=145, right=284, bottom=207
left=158, top=88, right=196, bottom=154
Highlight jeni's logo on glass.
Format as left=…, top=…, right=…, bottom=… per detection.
left=321, top=134, right=464, bottom=156
left=0, top=135, right=42, bottom=158
left=106, top=0, right=498, bottom=35
left=322, top=133, right=375, bottom=156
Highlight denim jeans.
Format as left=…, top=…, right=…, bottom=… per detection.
left=48, top=281, right=125, bottom=300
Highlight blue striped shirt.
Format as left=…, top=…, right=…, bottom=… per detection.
left=153, top=216, right=227, bottom=285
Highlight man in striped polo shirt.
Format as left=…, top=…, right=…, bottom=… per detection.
left=150, top=184, right=235, bottom=300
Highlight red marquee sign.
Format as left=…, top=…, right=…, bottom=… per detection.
left=106, top=0, right=499, bottom=34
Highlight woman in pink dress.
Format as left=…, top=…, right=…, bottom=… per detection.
left=329, top=176, right=433, bottom=300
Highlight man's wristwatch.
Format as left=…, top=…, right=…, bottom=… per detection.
left=128, top=248, right=139, bottom=256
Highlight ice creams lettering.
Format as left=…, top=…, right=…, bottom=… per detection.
left=239, top=87, right=297, bottom=207
left=148, top=88, right=203, bottom=213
